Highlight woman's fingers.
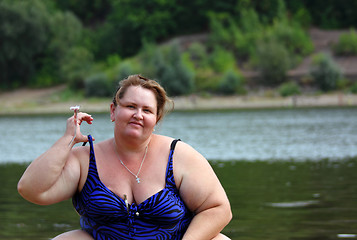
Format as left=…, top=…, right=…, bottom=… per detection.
left=66, top=112, right=94, bottom=144
left=76, top=112, right=93, bottom=125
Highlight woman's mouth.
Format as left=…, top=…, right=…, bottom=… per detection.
left=129, top=121, right=143, bottom=127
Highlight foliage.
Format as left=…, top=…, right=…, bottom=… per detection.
left=207, top=8, right=313, bottom=71
left=137, top=41, right=160, bottom=78
left=84, top=72, right=111, bottom=97
left=253, top=39, right=291, bottom=86
left=112, top=61, right=135, bottom=90
left=0, top=0, right=51, bottom=88
left=309, top=53, right=342, bottom=91
left=217, top=70, right=245, bottom=95
left=278, top=82, right=301, bottom=97
left=207, top=12, right=259, bottom=60
left=0, top=0, right=86, bottom=89
left=3, top=0, right=357, bottom=93
left=349, top=82, right=357, bottom=94
left=300, top=0, right=357, bottom=29
left=333, top=29, right=357, bottom=56
left=291, top=7, right=312, bottom=29
left=61, top=47, right=94, bottom=90
left=265, top=20, right=314, bottom=62
left=208, top=46, right=237, bottom=74
left=154, top=43, right=194, bottom=96
left=183, top=43, right=218, bottom=92
left=54, top=0, right=111, bottom=25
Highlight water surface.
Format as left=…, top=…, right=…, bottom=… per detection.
left=1, top=108, right=357, bottom=239
left=1, top=108, right=357, bottom=163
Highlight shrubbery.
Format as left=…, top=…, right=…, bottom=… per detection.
left=254, top=39, right=291, bottom=86
left=309, top=53, right=342, bottom=91
left=333, top=29, right=357, bottom=56
left=278, top=82, right=301, bottom=97
left=217, top=70, right=245, bottom=95
left=85, top=73, right=111, bottom=97
left=153, top=43, right=194, bottom=96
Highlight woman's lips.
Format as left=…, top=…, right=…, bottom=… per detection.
left=129, top=121, right=143, bottom=127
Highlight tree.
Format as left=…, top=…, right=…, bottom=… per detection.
left=0, top=0, right=51, bottom=88
left=154, top=43, right=194, bottom=96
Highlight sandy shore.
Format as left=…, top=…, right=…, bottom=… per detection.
left=1, top=86, right=357, bottom=115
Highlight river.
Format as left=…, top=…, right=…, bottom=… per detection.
left=1, top=107, right=357, bottom=163
left=1, top=107, right=357, bottom=239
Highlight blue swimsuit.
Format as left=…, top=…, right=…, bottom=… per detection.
left=72, top=135, right=193, bottom=239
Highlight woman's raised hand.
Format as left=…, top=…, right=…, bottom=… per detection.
left=65, top=112, right=94, bottom=145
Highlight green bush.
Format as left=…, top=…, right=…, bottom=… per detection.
left=266, top=20, right=314, bottom=60
left=292, top=7, right=312, bottom=29
left=278, top=82, right=301, bottom=97
left=110, top=61, right=135, bottom=91
left=333, top=29, right=357, bottom=56
left=349, top=82, right=357, bottom=94
left=254, top=39, right=291, bottom=86
left=84, top=72, right=111, bottom=97
left=61, top=47, right=94, bottom=90
left=0, top=0, right=51, bottom=88
left=207, top=13, right=233, bottom=50
left=154, top=43, right=194, bottom=96
left=208, top=46, right=237, bottom=73
left=309, top=53, right=342, bottom=91
left=217, top=70, right=245, bottom=95
left=208, top=11, right=260, bottom=60
left=186, top=42, right=209, bottom=69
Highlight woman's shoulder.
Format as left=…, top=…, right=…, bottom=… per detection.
left=152, top=134, right=174, bottom=146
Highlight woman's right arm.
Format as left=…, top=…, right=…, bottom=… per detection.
left=17, top=112, right=93, bottom=205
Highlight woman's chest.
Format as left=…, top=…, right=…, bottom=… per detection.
left=96, top=151, right=169, bottom=205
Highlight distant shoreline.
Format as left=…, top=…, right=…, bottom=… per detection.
left=1, top=86, right=357, bottom=116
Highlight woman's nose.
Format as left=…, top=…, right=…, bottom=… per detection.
left=133, top=109, right=143, bottom=120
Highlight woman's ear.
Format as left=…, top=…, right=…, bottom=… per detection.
left=110, top=103, right=116, bottom=122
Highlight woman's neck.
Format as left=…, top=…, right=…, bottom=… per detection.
left=113, top=134, right=152, bottom=156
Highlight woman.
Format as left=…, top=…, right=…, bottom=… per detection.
left=18, top=75, right=232, bottom=239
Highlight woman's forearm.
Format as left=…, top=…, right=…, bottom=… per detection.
left=183, top=203, right=232, bottom=240
left=17, top=134, right=75, bottom=203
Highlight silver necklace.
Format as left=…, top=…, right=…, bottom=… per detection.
left=114, top=141, right=148, bottom=184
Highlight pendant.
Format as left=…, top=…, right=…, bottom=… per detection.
left=136, top=176, right=141, bottom=183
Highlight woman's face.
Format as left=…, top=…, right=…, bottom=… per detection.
left=111, top=86, right=158, bottom=140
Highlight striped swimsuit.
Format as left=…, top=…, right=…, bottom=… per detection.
left=72, top=135, right=193, bottom=239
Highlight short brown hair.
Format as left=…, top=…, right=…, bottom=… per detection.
left=113, top=74, right=173, bottom=123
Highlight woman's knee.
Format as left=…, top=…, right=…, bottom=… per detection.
left=52, top=230, right=93, bottom=240
left=212, top=233, right=231, bottom=240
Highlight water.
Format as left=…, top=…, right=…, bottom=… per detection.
left=1, top=108, right=357, bottom=239
left=1, top=108, right=357, bottom=163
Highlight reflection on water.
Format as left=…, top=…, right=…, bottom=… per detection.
left=1, top=108, right=357, bottom=163
left=1, top=159, right=357, bottom=240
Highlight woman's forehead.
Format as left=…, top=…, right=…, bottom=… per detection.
left=121, top=86, right=157, bottom=106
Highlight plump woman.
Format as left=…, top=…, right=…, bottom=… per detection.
left=18, top=75, right=232, bottom=239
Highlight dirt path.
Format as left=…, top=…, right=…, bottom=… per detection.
left=1, top=85, right=357, bottom=115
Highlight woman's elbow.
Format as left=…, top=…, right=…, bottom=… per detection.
left=17, top=178, right=28, bottom=199
left=17, top=179, right=47, bottom=205
left=223, top=202, right=233, bottom=224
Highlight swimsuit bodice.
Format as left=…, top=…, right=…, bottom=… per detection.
left=72, top=136, right=193, bottom=239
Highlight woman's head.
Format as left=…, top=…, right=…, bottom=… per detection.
left=113, top=75, right=172, bottom=123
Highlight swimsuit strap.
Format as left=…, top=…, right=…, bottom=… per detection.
left=165, top=139, right=181, bottom=189
left=170, top=139, right=181, bottom=151
left=82, top=135, right=95, bottom=159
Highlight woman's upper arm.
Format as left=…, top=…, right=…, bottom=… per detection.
left=174, top=142, right=229, bottom=214
left=37, top=147, right=86, bottom=205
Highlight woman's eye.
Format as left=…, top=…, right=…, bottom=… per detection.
left=127, top=105, right=135, bottom=109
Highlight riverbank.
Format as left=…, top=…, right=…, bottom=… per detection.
left=1, top=86, right=357, bottom=115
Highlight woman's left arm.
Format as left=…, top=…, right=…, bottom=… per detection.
left=174, top=141, right=232, bottom=240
